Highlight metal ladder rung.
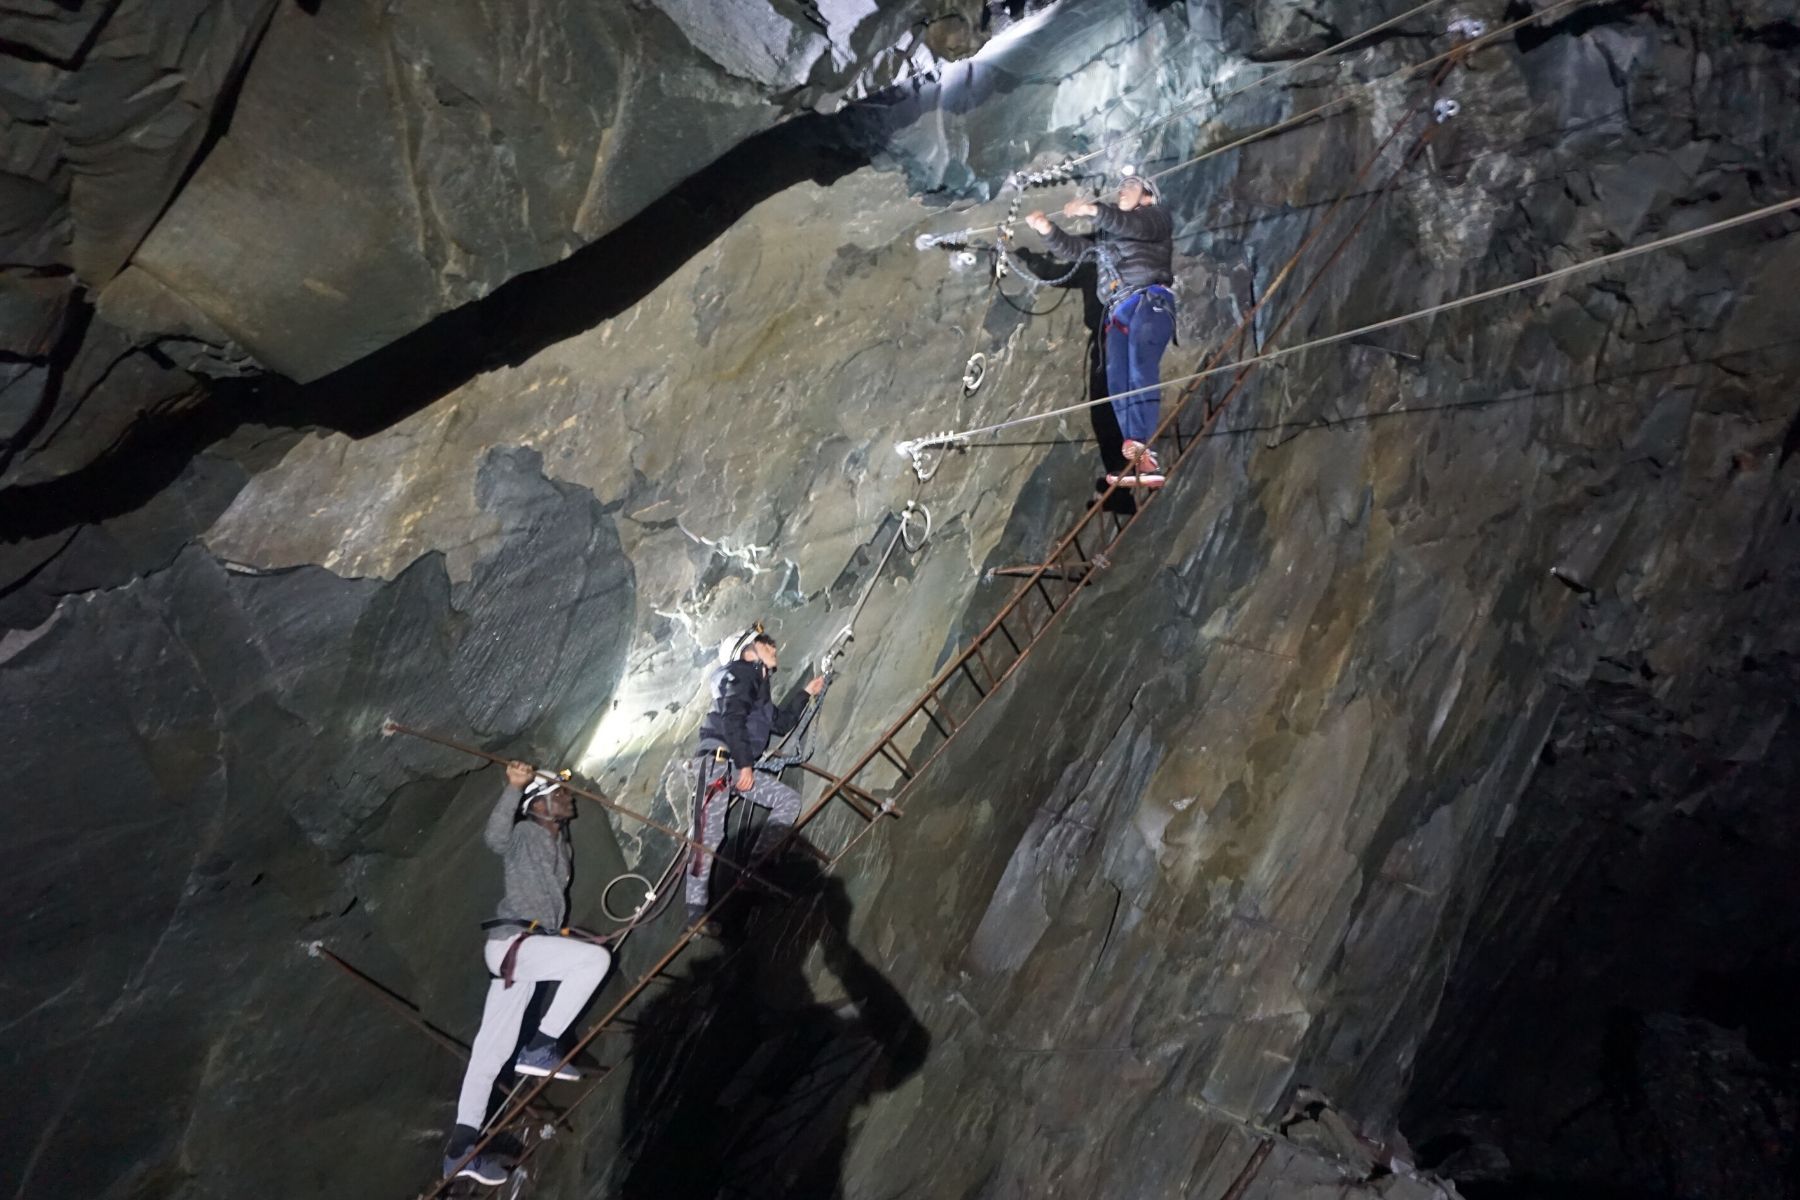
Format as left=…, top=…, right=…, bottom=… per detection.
left=970, top=638, right=1001, bottom=689
left=922, top=692, right=960, bottom=737
left=878, top=742, right=916, bottom=780
left=996, top=616, right=1024, bottom=656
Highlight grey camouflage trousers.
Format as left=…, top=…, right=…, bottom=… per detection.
left=683, top=754, right=802, bottom=912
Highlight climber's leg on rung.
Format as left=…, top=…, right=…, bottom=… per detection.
left=740, top=771, right=802, bottom=861
left=1105, top=289, right=1175, bottom=489
left=445, top=958, right=533, bottom=1185
left=1124, top=292, right=1175, bottom=445
left=1102, top=317, right=1132, bottom=452
left=684, top=752, right=732, bottom=919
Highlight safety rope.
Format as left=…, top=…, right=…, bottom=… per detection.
left=902, top=45, right=1456, bottom=474
left=912, top=1, right=1525, bottom=251
left=1145, top=0, right=1590, bottom=186
left=914, top=0, right=1464, bottom=247
left=758, top=503, right=932, bottom=773
left=1073, top=0, right=1463, bottom=179
left=895, top=195, right=1800, bottom=459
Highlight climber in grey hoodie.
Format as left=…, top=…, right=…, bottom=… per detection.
left=442, top=760, right=612, bottom=1187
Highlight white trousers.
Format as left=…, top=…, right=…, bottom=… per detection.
left=453, top=935, right=612, bottom=1128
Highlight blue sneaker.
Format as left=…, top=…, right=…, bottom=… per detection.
left=443, top=1148, right=510, bottom=1187
left=513, top=1042, right=581, bottom=1080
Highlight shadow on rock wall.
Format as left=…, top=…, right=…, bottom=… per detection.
left=614, top=858, right=930, bottom=1200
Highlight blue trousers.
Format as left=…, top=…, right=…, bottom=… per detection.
left=1103, top=289, right=1176, bottom=445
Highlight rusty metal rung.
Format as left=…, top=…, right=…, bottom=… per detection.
left=970, top=639, right=1001, bottom=689
left=795, top=761, right=881, bottom=821
left=795, top=837, right=834, bottom=864
left=877, top=743, right=916, bottom=779
left=989, top=565, right=1087, bottom=582
left=996, top=617, right=1024, bottom=656
left=926, top=691, right=960, bottom=735
left=920, top=700, right=955, bottom=739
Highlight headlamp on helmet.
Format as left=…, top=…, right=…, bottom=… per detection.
left=718, top=621, right=773, bottom=666
left=1119, top=165, right=1160, bottom=203
left=520, top=768, right=573, bottom=816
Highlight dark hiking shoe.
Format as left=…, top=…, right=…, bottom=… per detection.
left=444, top=1128, right=512, bottom=1188
left=513, top=1042, right=581, bottom=1080
left=684, top=908, right=725, bottom=939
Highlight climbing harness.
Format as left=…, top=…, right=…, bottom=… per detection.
left=479, top=919, right=616, bottom=986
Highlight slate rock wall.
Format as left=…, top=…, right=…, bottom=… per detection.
left=0, top=0, right=1796, bottom=1198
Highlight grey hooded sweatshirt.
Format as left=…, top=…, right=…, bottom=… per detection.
left=484, top=784, right=573, bottom=941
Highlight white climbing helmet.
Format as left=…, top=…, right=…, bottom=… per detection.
left=717, top=621, right=770, bottom=666
left=520, top=770, right=572, bottom=815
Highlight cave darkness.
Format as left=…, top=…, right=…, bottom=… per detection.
left=1405, top=662, right=1800, bottom=1198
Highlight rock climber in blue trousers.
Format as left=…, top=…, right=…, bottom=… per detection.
left=1027, top=168, right=1177, bottom=489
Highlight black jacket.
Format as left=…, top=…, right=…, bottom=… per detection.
left=697, top=659, right=807, bottom=767
left=1041, top=201, right=1175, bottom=301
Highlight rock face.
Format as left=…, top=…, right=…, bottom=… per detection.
left=0, top=0, right=993, bottom=491
left=0, top=0, right=274, bottom=494
left=1, top=0, right=1798, bottom=1198
left=104, top=0, right=992, bottom=383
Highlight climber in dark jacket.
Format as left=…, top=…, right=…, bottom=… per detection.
left=686, top=625, right=825, bottom=927
left=1027, top=169, right=1177, bottom=487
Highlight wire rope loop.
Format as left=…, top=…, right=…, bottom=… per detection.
left=901, top=502, right=933, bottom=552
left=600, top=872, right=656, bottom=922
left=962, top=352, right=987, bottom=393
left=898, top=438, right=947, bottom=482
